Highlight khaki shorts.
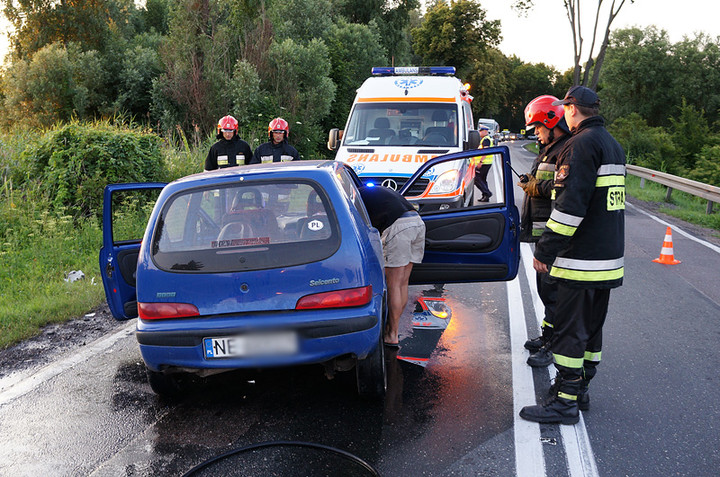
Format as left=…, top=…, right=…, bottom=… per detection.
left=381, top=213, right=426, bottom=268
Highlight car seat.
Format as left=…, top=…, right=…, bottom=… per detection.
left=423, top=110, right=454, bottom=145
left=367, top=117, right=396, bottom=144
left=297, top=190, right=331, bottom=240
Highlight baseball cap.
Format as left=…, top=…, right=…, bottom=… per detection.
left=552, top=85, right=600, bottom=108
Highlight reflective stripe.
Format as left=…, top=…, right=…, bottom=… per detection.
left=553, top=257, right=624, bottom=271
left=536, top=163, right=554, bottom=180
left=550, top=266, right=624, bottom=282
left=542, top=320, right=554, bottom=329
left=596, top=175, right=625, bottom=187
left=554, top=353, right=584, bottom=369
left=537, top=162, right=554, bottom=171
left=597, top=164, right=626, bottom=176
left=550, top=209, right=583, bottom=227
left=536, top=170, right=554, bottom=181
left=558, top=391, right=578, bottom=401
left=547, top=219, right=576, bottom=236
left=584, top=350, right=602, bottom=362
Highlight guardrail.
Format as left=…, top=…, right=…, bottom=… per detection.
left=627, top=164, right=720, bottom=214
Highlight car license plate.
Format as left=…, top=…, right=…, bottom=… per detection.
left=203, top=332, right=298, bottom=359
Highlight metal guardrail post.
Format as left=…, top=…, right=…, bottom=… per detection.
left=626, top=164, right=720, bottom=215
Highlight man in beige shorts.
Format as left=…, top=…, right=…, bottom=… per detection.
left=359, top=185, right=426, bottom=347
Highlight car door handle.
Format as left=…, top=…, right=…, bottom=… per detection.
left=425, top=233, right=492, bottom=250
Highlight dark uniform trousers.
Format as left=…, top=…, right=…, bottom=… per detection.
left=536, top=272, right=558, bottom=339
left=551, top=285, right=610, bottom=383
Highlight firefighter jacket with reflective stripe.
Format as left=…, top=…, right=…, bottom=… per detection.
left=205, top=136, right=253, bottom=170
left=534, top=116, right=626, bottom=289
left=520, top=133, right=570, bottom=242
left=472, top=136, right=494, bottom=167
left=250, top=139, right=299, bottom=164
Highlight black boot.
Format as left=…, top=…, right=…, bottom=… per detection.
left=548, top=375, right=589, bottom=411
left=524, top=335, right=546, bottom=352
left=527, top=345, right=554, bottom=367
left=520, top=378, right=581, bottom=425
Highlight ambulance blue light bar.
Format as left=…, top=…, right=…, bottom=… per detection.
left=371, top=66, right=456, bottom=76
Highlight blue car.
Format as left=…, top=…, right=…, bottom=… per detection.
left=100, top=150, right=520, bottom=397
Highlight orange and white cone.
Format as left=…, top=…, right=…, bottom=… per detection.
left=652, top=226, right=681, bottom=265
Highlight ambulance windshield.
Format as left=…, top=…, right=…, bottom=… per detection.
left=343, top=103, right=458, bottom=147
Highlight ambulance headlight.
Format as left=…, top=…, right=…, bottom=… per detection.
left=429, top=170, right=460, bottom=195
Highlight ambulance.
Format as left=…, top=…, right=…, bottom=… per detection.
left=328, top=66, right=481, bottom=211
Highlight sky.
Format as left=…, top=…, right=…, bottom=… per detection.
left=481, top=0, right=720, bottom=71
left=1, top=0, right=719, bottom=68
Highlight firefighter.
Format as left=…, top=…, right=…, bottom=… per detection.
left=520, top=86, right=625, bottom=425
left=250, top=117, right=300, bottom=164
left=205, top=115, right=253, bottom=171
left=474, top=125, right=494, bottom=202
left=520, top=95, right=571, bottom=368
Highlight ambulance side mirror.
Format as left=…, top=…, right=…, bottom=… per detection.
left=328, top=128, right=343, bottom=151
left=465, top=130, right=480, bottom=150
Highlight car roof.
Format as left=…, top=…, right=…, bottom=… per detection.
left=169, top=160, right=343, bottom=190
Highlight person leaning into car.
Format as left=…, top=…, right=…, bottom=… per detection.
left=359, top=185, right=425, bottom=348
left=205, top=115, right=253, bottom=171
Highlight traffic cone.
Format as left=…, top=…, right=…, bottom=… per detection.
left=652, top=226, right=681, bottom=265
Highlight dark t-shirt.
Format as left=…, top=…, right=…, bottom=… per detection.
left=359, top=185, right=415, bottom=234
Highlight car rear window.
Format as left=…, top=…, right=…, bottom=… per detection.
left=151, top=180, right=340, bottom=273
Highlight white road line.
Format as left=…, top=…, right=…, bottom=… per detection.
left=508, top=275, right=546, bottom=476
left=0, top=320, right=136, bottom=407
left=627, top=202, right=720, bottom=254
left=520, top=243, right=599, bottom=477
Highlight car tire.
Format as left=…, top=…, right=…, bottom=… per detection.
left=146, top=369, right=183, bottom=397
left=356, top=332, right=386, bottom=399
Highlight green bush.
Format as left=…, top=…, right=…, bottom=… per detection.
left=687, top=144, right=720, bottom=187
left=19, top=121, right=166, bottom=217
left=608, top=113, right=679, bottom=173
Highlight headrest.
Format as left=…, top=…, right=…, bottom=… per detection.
left=374, top=117, right=390, bottom=129
left=431, top=110, right=447, bottom=122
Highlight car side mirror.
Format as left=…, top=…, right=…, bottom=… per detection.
left=327, top=128, right=343, bottom=151
left=465, top=130, right=480, bottom=150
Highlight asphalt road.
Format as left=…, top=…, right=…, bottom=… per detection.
left=1, top=141, right=719, bottom=476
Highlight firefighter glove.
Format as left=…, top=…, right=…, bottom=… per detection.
left=519, top=175, right=541, bottom=197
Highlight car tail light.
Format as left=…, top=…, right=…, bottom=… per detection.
left=295, top=286, right=372, bottom=310
left=138, top=302, right=200, bottom=320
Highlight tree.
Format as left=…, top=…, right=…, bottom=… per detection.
left=264, top=38, right=336, bottom=158
left=598, top=27, right=676, bottom=126
left=1, top=42, right=106, bottom=129
left=331, top=0, right=418, bottom=65
left=669, top=100, right=711, bottom=171
left=270, top=0, right=334, bottom=44
left=2, top=0, right=138, bottom=60
left=512, top=0, right=634, bottom=88
left=324, top=20, right=387, bottom=131
left=411, top=0, right=500, bottom=78
left=151, top=0, right=240, bottom=137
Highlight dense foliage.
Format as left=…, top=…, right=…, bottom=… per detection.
left=13, top=122, right=165, bottom=217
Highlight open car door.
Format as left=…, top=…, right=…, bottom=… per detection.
left=402, top=146, right=520, bottom=284
left=99, top=182, right=166, bottom=320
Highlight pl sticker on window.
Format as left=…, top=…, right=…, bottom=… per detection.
left=308, top=220, right=325, bottom=231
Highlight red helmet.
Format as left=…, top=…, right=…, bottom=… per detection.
left=524, top=95, right=565, bottom=130
left=217, top=115, right=238, bottom=133
left=268, top=117, right=289, bottom=139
